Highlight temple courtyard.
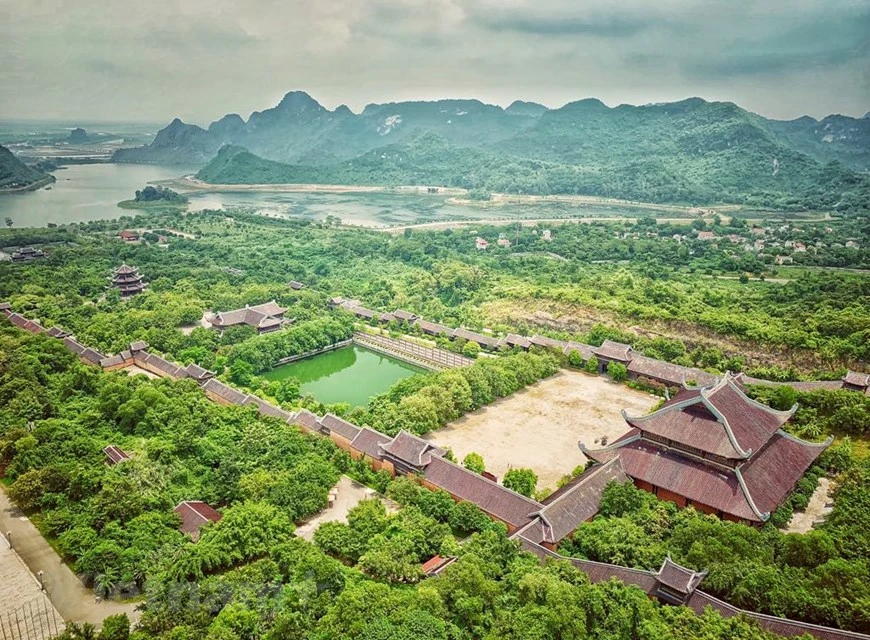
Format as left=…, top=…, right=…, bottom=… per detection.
left=426, top=369, right=659, bottom=491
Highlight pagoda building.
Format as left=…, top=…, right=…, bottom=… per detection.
left=11, top=246, right=47, bottom=262
left=110, top=264, right=147, bottom=297
left=582, top=372, right=830, bottom=524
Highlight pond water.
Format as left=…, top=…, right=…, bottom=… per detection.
left=262, top=345, right=425, bottom=407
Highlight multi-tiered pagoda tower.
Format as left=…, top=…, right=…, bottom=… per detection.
left=110, top=264, right=147, bottom=297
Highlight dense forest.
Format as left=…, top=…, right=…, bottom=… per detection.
left=0, top=204, right=868, bottom=639
left=0, top=143, right=54, bottom=190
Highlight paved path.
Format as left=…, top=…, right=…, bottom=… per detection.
left=0, top=485, right=139, bottom=626
left=294, top=476, right=397, bottom=541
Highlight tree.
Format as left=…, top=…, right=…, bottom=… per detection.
left=4, top=216, right=12, bottom=228
left=462, top=340, right=481, bottom=359
left=98, top=614, right=130, bottom=640
left=462, top=452, right=486, bottom=474
left=585, top=355, right=600, bottom=374
left=273, top=376, right=301, bottom=404
left=607, top=361, right=628, bottom=382
left=567, top=350, right=584, bottom=367
left=228, top=359, right=254, bottom=387
left=503, top=468, right=538, bottom=498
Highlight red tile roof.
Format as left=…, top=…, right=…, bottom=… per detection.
left=350, top=427, right=393, bottom=459
left=103, top=445, right=131, bottom=465
left=627, top=355, right=717, bottom=387
left=174, top=501, right=222, bottom=540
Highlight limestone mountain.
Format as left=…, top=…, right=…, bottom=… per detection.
left=0, top=144, right=55, bottom=191
left=765, top=114, right=870, bottom=172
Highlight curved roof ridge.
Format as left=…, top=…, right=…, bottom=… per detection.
left=699, top=388, right=752, bottom=459
left=734, top=466, right=769, bottom=522
left=580, top=432, right=641, bottom=454
left=428, top=454, right=542, bottom=507
left=774, top=429, right=833, bottom=448
left=536, top=458, right=621, bottom=511
left=621, top=395, right=701, bottom=423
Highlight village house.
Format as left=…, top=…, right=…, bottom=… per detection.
left=591, top=339, right=634, bottom=372
left=696, top=231, right=716, bottom=241
left=119, top=230, right=139, bottom=242
left=582, top=372, right=830, bottom=524
left=209, top=300, right=287, bottom=334
left=103, top=445, right=131, bottom=466
left=11, top=246, right=47, bottom=262
left=475, top=237, right=489, bottom=250
left=287, top=280, right=305, bottom=290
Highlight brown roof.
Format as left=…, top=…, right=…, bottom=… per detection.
left=530, top=459, right=628, bottom=544
left=103, top=445, right=131, bottom=465
left=212, top=301, right=285, bottom=329
left=80, top=347, right=106, bottom=365
left=529, top=334, right=568, bottom=350
left=423, top=456, right=539, bottom=528
left=174, top=501, right=222, bottom=539
left=379, top=312, right=395, bottom=323
left=292, top=409, right=320, bottom=430
left=99, top=354, right=127, bottom=368
left=319, top=413, right=361, bottom=441
left=352, top=307, right=376, bottom=320
left=452, top=327, right=500, bottom=349
left=500, top=333, right=531, bottom=349
left=129, top=340, right=149, bottom=352
left=421, top=555, right=457, bottom=576
left=380, top=431, right=444, bottom=467
left=417, top=319, right=454, bottom=336
left=288, top=281, right=304, bottom=290
left=350, top=427, right=393, bottom=459
left=0, top=302, right=11, bottom=311
left=141, top=353, right=184, bottom=378
left=563, top=341, right=596, bottom=360
left=183, top=362, right=214, bottom=381
left=655, top=557, right=706, bottom=594
left=62, top=336, right=86, bottom=355
left=392, top=309, right=418, bottom=322
left=113, top=264, right=138, bottom=275
left=843, top=370, right=870, bottom=388
left=243, top=395, right=294, bottom=420
left=202, top=378, right=249, bottom=405
left=625, top=374, right=795, bottom=459
left=592, top=339, right=634, bottom=362
left=46, top=326, right=70, bottom=338
left=627, top=355, right=717, bottom=387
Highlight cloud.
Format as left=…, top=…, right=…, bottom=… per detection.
left=0, top=0, right=867, bottom=122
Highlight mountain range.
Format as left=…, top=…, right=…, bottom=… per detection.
left=113, top=91, right=870, bottom=210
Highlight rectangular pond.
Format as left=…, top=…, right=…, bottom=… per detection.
left=261, top=345, right=426, bottom=407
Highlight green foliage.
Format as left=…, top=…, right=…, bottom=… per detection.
left=133, top=185, right=187, bottom=203
left=502, top=468, right=538, bottom=498
left=606, top=361, right=628, bottom=382
left=462, top=452, right=485, bottom=474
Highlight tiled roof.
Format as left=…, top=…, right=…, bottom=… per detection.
left=350, top=427, right=393, bottom=459
left=423, top=456, right=539, bottom=528
left=288, top=281, right=304, bottom=290
left=292, top=408, right=320, bottom=430
left=500, top=333, right=532, bottom=349
left=417, top=319, right=454, bottom=336
left=183, top=362, right=214, bottom=380
left=452, top=328, right=500, bottom=349
left=843, top=370, right=870, bottom=387
left=46, top=326, right=70, bottom=338
left=529, top=334, right=568, bottom=350
left=174, top=501, right=222, bottom=538
left=243, top=395, right=294, bottom=420
left=0, top=302, right=11, bottom=311
left=103, top=445, right=131, bottom=465
left=380, top=431, right=444, bottom=467
left=530, top=458, right=628, bottom=544
left=352, top=307, right=376, bottom=320
left=212, top=301, right=286, bottom=328
left=113, top=264, right=138, bottom=275
left=80, top=347, right=106, bottom=365
left=129, top=340, right=149, bottom=352
left=319, top=413, right=361, bottom=441
left=625, top=374, right=795, bottom=459
left=392, top=309, right=417, bottom=321
left=379, top=312, right=395, bottom=323
left=62, top=336, right=86, bottom=355
left=99, top=354, right=126, bottom=368
left=563, top=341, right=596, bottom=360
left=627, top=355, right=717, bottom=387
left=655, top=557, right=706, bottom=594
left=421, top=555, right=457, bottom=576
left=592, top=339, right=634, bottom=362
left=202, top=378, right=249, bottom=405
left=141, top=353, right=184, bottom=378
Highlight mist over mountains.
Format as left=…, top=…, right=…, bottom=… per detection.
left=113, top=91, right=870, bottom=210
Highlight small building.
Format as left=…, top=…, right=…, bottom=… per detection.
left=210, top=300, right=286, bottom=334
left=475, top=237, right=489, bottom=250
left=697, top=231, right=716, bottom=241
left=11, top=246, right=47, bottom=262
left=591, top=340, right=634, bottom=372
left=392, top=309, right=418, bottom=324
left=110, top=264, right=147, bottom=297
left=421, top=555, right=457, bottom=577
left=183, top=362, right=216, bottom=383
left=842, top=371, right=869, bottom=393
left=318, top=413, right=361, bottom=452
left=453, top=327, right=500, bottom=351
left=541, top=229, right=552, bottom=241
left=174, top=501, right=222, bottom=542
left=288, top=281, right=305, bottom=290
left=499, top=333, right=531, bottom=350
left=794, top=242, right=807, bottom=253
left=46, top=326, right=70, bottom=339
left=119, top=230, right=139, bottom=242
left=417, top=319, right=454, bottom=337
left=103, top=445, right=131, bottom=465
left=775, top=255, right=793, bottom=265
left=653, top=557, right=708, bottom=605
left=497, top=237, right=512, bottom=248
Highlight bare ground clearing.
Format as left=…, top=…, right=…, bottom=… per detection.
left=294, top=476, right=398, bottom=541
left=783, top=477, right=834, bottom=534
left=426, top=370, right=658, bottom=491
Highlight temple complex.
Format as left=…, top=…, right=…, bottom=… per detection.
left=209, top=300, right=287, bottom=334
left=110, top=264, right=147, bottom=296
left=583, top=372, right=830, bottom=524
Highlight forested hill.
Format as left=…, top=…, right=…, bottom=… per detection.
left=0, top=144, right=54, bottom=191
left=123, top=91, right=870, bottom=210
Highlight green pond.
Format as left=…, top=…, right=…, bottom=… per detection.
left=262, top=345, right=425, bottom=407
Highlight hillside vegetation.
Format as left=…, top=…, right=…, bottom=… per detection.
left=0, top=144, right=54, bottom=190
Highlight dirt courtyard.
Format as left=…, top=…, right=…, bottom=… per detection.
left=426, top=370, right=659, bottom=491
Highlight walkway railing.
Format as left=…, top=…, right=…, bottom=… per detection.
left=0, top=596, right=64, bottom=640
left=353, top=332, right=473, bottom=370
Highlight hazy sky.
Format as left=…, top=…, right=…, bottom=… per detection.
left=1, top=0, right=868, bottom=124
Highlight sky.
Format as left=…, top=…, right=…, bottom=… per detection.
left=1, top=0, right=868, bottom=125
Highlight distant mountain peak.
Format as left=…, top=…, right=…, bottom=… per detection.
left=277, top=90, right=323, bottom=112
left=333, top=104, right=354, bottom=117
left=864, top=111, right=870, bottom=119
left=506, top=100, right=548, bottom=117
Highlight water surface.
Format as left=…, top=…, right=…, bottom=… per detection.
left=262, top=345, right=425, bottom=407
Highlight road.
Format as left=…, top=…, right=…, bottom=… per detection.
left=0, top=485, right=140, bottom=626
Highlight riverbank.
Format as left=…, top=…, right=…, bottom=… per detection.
left=0, top=175, right=56, bottom=194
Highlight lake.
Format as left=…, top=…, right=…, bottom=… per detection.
left=262, top=345, right=425, bottom=407
left=0, top=164, right=195, bottom=227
